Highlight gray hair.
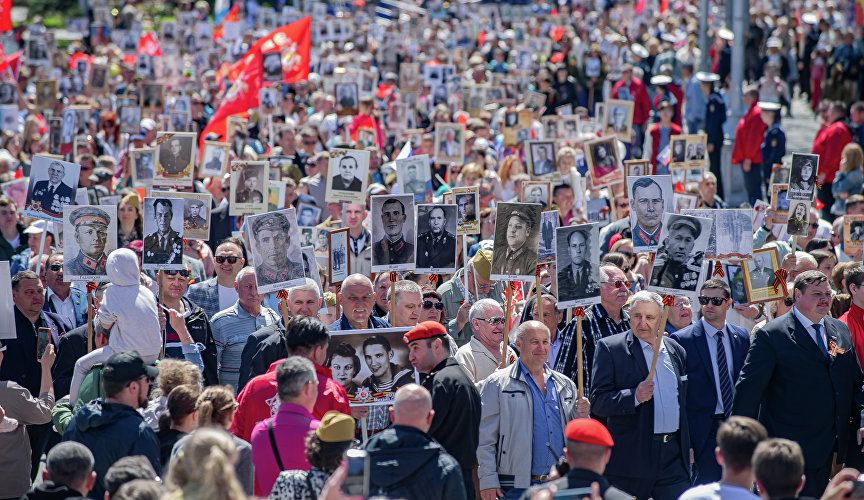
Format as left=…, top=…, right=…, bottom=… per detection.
left=531, top=294, right=558, bottom=314
left=288, top=278, right=321, bottom=302
left=794, top=251, right=817, bottom=267
left=515, top=320, right=550, bottom=344
left=629, top=290, right=663, bottom=310
left=276, top=356, right=317, bottom=402
left=46, top=441, right=95, bottom=487
left=387, top=280, right=423, bottom=302
left=469, top=298, right=503, bottom=322
left=235, top=266, right=256, bottom=284
left=599, top=264, right=621, bottom=280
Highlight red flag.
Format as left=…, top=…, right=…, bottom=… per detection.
left=5, top=49, right=20, bottom=80
left=0, top=0, right=12, bottom=32
left=200, top=17, right=311, bottom=157
left=138, top=32, right=163, bottom=56
left=635, top=0, right=646, bottom=14
left=68, top=51, right=91, bottom=70
left=213, top=4, right=240, bottom=41
left=660, top=0, right=669, bottom=13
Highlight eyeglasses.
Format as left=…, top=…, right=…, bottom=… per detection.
left=698, top=296, right=727, bottom=306
left=215, top=255, right=240, bottom=264
left=422, top=300, right=444, bottom=310
left=601, top=279, right=631, bottom=289
left=80, top=165, right=94, bottom=171
left=221, top=187, right=230, bottom=192
left=48, top=264, right=62, bottom=272
left=163, top=269, right=190, bottom=277
left=810, top=223, right=819, bottom=229
left=476, top=282, right=494, bottom=292
left=477, top=316, right=506, bottom=325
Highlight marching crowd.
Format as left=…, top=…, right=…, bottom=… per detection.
left=6, top=1, right=864, bottom=500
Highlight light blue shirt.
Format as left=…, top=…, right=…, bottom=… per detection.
left=548, top=330, right=562, bottom=368
left=684, top=75, right=706, bottom=123
left=636, top=338, right=680, bottom=433
left=521, top=361, right=565, bottom=476
left=701, top=318, right=733, bottom=414
left=210, top=302, right=281, bottom=392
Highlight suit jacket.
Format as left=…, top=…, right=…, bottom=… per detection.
left=670, top=321, right=750, bottom=458
left=416, top=231, right=456, bottom=269
left=590, top=331, right=690, bottom=479
left=31, top=180, right=75, bottom=218
left=331, top=175, right=362, bottom=192
left=43, top=287, right=88, bottom=331
left=186, top=277, right=221, bottom=319
left=206, top=204, right=233, bottom=253
left=732, top=311, right=864, bottom=465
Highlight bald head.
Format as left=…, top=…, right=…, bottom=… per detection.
left=343, top=273, right=373, bottom=289
left=390, top=384, right=434, bottom=432
left=339, top=273, right=375, bottom=328
left=515, top=320, right=550, bottom=344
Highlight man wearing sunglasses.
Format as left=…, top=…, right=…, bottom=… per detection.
left=455, top=299, right=516, bottom=383
left=187, top=237, right=247, bottom=319
left=43, top=252, right=88, bottom=330
left=670, top=280, right=751, bottom=485
left=438, top=249, right=504, bottom=346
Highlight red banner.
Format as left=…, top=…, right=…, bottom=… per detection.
left=0, top=0, right=12, bottom=32
left=137, top=32, right=163, bottom=57
left=213, top=4, right=240, bottom=41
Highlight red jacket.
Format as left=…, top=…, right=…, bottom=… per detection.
left=612, top=77, right=652, bottom=125
left=838, top=302, right=864, bottom=370
left=649, top=122, right=682, bottom=168
left=231, top=360, right=351, bottom=443
left=812, top=119, right=853, bottom=183
left=731, top=102, right=767, bottom=165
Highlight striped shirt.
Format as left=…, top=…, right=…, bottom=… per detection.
left=555, top=303, right=630, bottom=393
left=211, top=302, right=281, bottom=393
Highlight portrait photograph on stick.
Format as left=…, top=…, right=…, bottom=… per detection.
left=23, top=156, right=81, bottom=222
left=152, top=190, right=211, bottom=240
left=603, top=99, right=634, bottom=141
left=63, top=205, right=117, bottom=281
left=153, top=132, right=196, bottom=190
left=526, top=140, right=557, bottom=179
left=647, top=213, right=712, bottom=296
left=142, top=197, right=185, bottom=270
left=324, top=149, right=370, bottom=206
left=627, top=175, right=673, bottom=252
left=490, top=202, right=541, bottom=282
left=453, top=186, right=480, bottom=235
left=770, top=183, right=790, bottom=224
left=555, top=223, right=601, bottom=309
left=725, top=263, right=750, bottom=306
left=370, top=193, right=416, bottom=273
left=624, top=159, right=649, bottom=178
left=229, top=161, right=269, bottom=216
left=397, top=155, right=433, bottom=203
left=742, top=246, right=786, bottom=304
left=844, top=215, right=864, bottom=254
left=585, top=136, right=623, bottom=188
left=328, top=226, right=350, bottom=285
left=785, top=199, right=810, bottom=236
left=522, top=181, right=551, bottom=209
left=201, top=141, right=230, bottom=178
left=433, top=123, right=466, bottom=165
left=415, top=204, right=457, bottom=273
left=787, top=153, right=819, bottom=201
left=681, top=208, right=754, bottom=261
left=130, top=148, right=155, bottom=188
left=335, top=82, right=359, bottom=115
left=246, top=208, right=306, bottom=293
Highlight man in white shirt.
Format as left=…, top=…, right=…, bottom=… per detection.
left=43, top=252, right=86, bottom=330
left=455, top=298, right=516, bottom=383
left=186, top=238, right=246, bottom=319
left=678, top=416, right=767, bottom=500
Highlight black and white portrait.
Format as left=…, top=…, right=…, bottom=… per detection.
left=846, top=216, right=864, bottom=249
left=434, top=123, right=465, bottom=165
left=490, top=202, right=541, bottom=281
left=604, top=99, right=633, bottom=140
left=89, top=65, right=108, bottom=91
left=24, top=156, right=81, bottom=222
left=726, top=264, right=749, bottom=306
left=555, top=223, right=602, bottom=308
left=61, top=109, right=76, bottom=145
left=169, top=111, right=189, bottom=132
left=388, top=103, right=408, bottom=130
left=246, top=208, right=306, bottom=293
left=397, top=155, right=432, bottom=203
left=36, top=80, right=58, bottom=109
left=0, top=83, right=15, bottom=105
left=297, top=202, right=322, bottom=227
left=541, top=116, right=561, bottom=140
left=178, top=194, right=211, bottom=240
left=370, top=194, right=416, bottom=273
left=230, top=161, right=269, bottom=216
left=785, top=199, right=810, bottom=236
left=400, top=63, right=420, bottom=91
left=627, top=175, right=674, bottom=252
left=120, top=106, right=141, bottom=134
left=325, top=149, right=370, bottom=205
left=26, top=37, right=49, bottom=65
left=504, top=112, right=519, bottom=128
left=335, top=82, right=359, bottom=115
left=562, top=117, right=580, bottom=138
left=538, top=210, right=559, bottom=264
left=685, top=142, right=705, bottom=161
left=328, top=227, right=350, bottom=285
left=72, top=106, right=90, bottom=135
left=201, top=141, right=229, bottom=178
left=648, top=213, right=712, bottom=296
left=141, top=83, right=164, bottom=110
left=528, top=141, right=557, bottom=178
left=154, top=132, right=195, bottom=188
left=63, top=205, right=117, bottom=281
left=142, top=197, right=185, bottom=270
left=259, top=88, right=279, bottom=114
left=453, top=186, right=480, bottom=235
left=522, top=181, right=550, bottom=208
left=262, top=52, right=283, bottom=82
left=788, top=153, right=819, bottom=200
left=746, top=250, right=777, bottom=291
left=671, top=138, right=686, bottom=164
left=130, top=148, right=155, bottom=187
left=415, top=204, right=457, bottom=272
left=711, top=209, right=753, bottom=260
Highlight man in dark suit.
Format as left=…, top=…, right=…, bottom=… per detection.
left=416, top=206, right=455, bottom=269
left=331, top=156, right=362, bottom=192
left=733, top=270, right=864, bottom=497
left=159, top=137, right=189, bottom=175
left=591, top=290, right=691, bottom=500
left=557, top=228, right=600, bottom=302
left=143, top=198, right=183, bottom=265
left=30, top=160, right=76, bottom=218
left=670, top=279, right=751, bottom=485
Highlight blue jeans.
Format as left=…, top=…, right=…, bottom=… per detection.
left=687, top=119, right=704, bottom=135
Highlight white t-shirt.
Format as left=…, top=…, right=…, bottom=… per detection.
left=679, top=482, right=759, bottom=500
left=5, top=234, right=19, bottom=249
left=218, top=283, right=239, bottom=312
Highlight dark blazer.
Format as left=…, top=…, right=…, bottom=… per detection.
left=590, top=331, right=690, bottom=479
left=206, top=204, right=233, bottom=253
left=671, top=320, right=750, bottom=458
left=43, top=287, right=88, bottom=330
left=53, top=323, right=96, bottom=399
left=237, top=324, right=287, bottom=390
left=732, top=311, right=864, bottom=465
left=520, top=469, right=633, bottom=500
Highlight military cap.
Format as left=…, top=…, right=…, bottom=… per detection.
left=252, top=212, right=291, bottom=234
left=696, top=72, right=720, bottom=83
left=507, top=208, right=535, bottom=230
left=186, top=198, right=205, bottom=207
left=565, top=418, right=614, bottom=447
left=470, top=248, right=493, bottom=281
left=70, top=207, right=111, bottom=228
left=669, top=217, right=701, bottom=238
left=650, top=75, right=673, bottom=86
left=316, top=411, right=355, bottom=443
left=758, top=101, right=782, bottom=111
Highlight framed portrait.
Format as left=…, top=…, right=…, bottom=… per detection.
left=35, top=80, right=58, bottom=109
left=119, top=106, right=142, bottom=135
left=370, top=194, right=416, bottom=273
left=742, top=246, right=786, bottom=304
left=585, top=136, right=623, bottom=189
left=141, top=197, right=185, bottom=270
left=227, top=116, right=248, bottom=145
left=465, top=85, right=487, bottom=116
left=414, top=204, right=458, bottom=273
left=299, top=226, right=316, bottom=249
left=169, top=111, right=189, bottom=132
left=397, top=155, right=433, bottom=204
left=23, top=156, right=81, bottom=222
left=388, top=103, right=409, bottom=130
left=787, top=153, right=819, bottom=201
left=647, top=213, right=713, bottom=297
left=328, top=226, right=351, bottom=285
left=522, top=181, right=551, bottom=209
left=844, top=215, right=864, bottom=254
left=400, top=62, right=420, bottom=92
left=681, top=208, right=753, bottom=261
left=48, top=118, right=63, bottom=155
left=152, top=190, right=211, bottom=240
left=62, top=205, right=117, bottom=281
left=433, top=123, right=466, bottom=165
left=561, top=116, right=581, bottom=139
left=490, top=202, right=541, bottom=282
left=453, top=186, right=480, bottom=235
left=229, top=161, right=269, bottom=216
left=262, top=51, right=284, bottom=83
left=538, top=210, right=559, bottom=265
left=70, top=106, right=90, bottom=135
left=724, top=263, right=750, bottom=306
left=325, top=328, right=418, bottom=406
left=335, top=82, right=359, bottom=116
left=1, top=178, right=28, bottom=209
left=153, top=132, right=196, bottom=190
left=200, top=141, right=230, bottom=178
left=25, top=36, right=49, bottom=66
left=785, top=199, right=811, bottom=236
left=359, top=71, right=378, bottom=97
left=356, top=128, right=376, bottom=149
left=669, top=134, right=707, bottom=171
left=141, top=83, right=165, bottom=110
left=555, top=223, right=602, bottom=309
left=297, top=202, right=322, bottom=227
left=324, top=149, right=370, bottom=205
left=626, top=175, right=674, bottom=252
left=624, top=159, right=650, bottom=178
left=268, top=180, right=287, bottom=212
left=130, top=148, right=155, bottom=188
left=770, top=184, right=790, bottom=224
left=541, top=116, right=562, bottom=140
left=259, top=87, right=279, bottom=115
left=246, top=207, right=306, bottom=292
left=673, top=193, right=698, bottom=213
left=603, top=99, right=634, bottom=141
left=526, top=140, right=557, bottom=179
left=88, top=64, right=109, bottom=92
left=525, top=91, right=546, bottom=114
left=586, top=197, right=611, bottom=227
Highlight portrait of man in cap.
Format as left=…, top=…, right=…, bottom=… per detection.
left=491, top=203, right=541, bottom=279
left=184, top=198, right=207, bottom=229
left=29, top=159, right=77, bottom=219
left=235, top=166, right=264, bottom=203
left=65, top=206, right=114, bottom=277
left=629, top=176, right=669, bottom=251
left=650, top=214, right=706, bottom=292
left=416, top=205, right=457, bottom=270
left=143, top=198, right=184, bottom=267
left=249, top=210, right=304, bottom=288
left=372, top=196, right=415, bottom=267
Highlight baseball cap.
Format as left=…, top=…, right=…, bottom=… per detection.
left=403, top=321, right=448, bottom=345
left=140, top=118, right=157, bottom=131
left=24, top=220, right=54, bottom=236
left=101, top=350, right=159, bottom=384
left=316, top=411, right=356, bottom=443
left=565, top=418, right=614, bottom=447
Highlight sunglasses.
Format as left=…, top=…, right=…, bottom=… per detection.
left=163, top=269, right=190, bottom=277
left=476, top=316, right=506, bottom=325
left=810, top=223, right=819, bottom=229
left=221, top=187, right=230, bottom=192
left=422, top=300, right=444, bottom=310
left=601, top=279, right=631, bottom=289
left=48, top=264, right=62, bottom=272
left=698, top=296, right=727, bottom=306
left=215, top=255, right=240, bottom=264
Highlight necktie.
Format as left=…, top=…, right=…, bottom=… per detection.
left=715, top=329, right=734, bottom=418
left=812, top=323, right=829, bottom=358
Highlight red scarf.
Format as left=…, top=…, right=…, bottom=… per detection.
left=839, top=302, right=864, bottom=370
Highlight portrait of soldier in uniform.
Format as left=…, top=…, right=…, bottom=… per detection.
left=157, top=136, right=193, bottom=176
left=249, top=211, right=305, bottom=289
left=65, top=206, right=113, bottom=278
left=184, top=198, right=207, bottom=229
left=416, top=205, right=456, bottom=270
left=491, top=203, right=541, bottom=279
left=649, top=215, right=706, bottom=292
left=235, top=166, right=264, bottom=203
left=143, top=198, right=184, bottom=266
left=556, top=226, right=600, bottom=303
left=28, top=159, right=77, bottom=219
left=372, top=196, right=415, bottom=267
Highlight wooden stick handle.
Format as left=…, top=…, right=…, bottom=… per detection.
left=646, top=305, right=671, bottom=380
left=500, top=282, right=514, bottom=368
left=576, top=316, right=584, bottom=398
left=86, top=291, right=94, bottom=353
left=536, top=275, right=543, bottom=319
left=389, top=272, right=397, bottom=321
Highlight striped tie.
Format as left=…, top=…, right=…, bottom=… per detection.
left=716, top=329, right=734, bottom=418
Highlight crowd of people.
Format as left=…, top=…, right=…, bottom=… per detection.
left=4, top=0, right=864, bottom=500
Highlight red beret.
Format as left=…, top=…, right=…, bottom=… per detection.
left=565, top=418, right=614, bottom=448
left=403, top=321, right=448, bottom=345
